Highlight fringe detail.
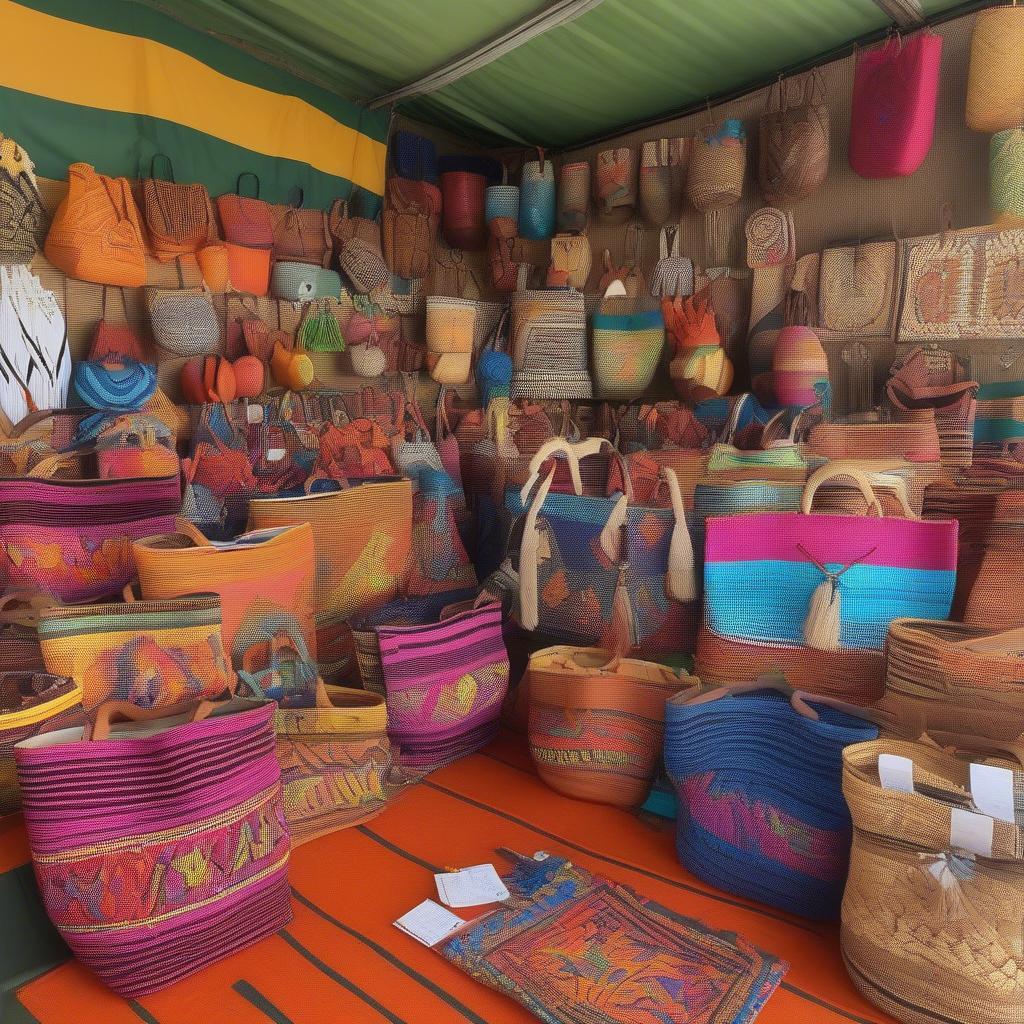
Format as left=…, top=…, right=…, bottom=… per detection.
left=804, top=576, right=842, bottom=651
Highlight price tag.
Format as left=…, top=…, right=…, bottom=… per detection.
left=878, top=753, right=915, bottom=793
left=950, top=808, right=994, bottom=857
left=970, top=763, right=1016, bottom=824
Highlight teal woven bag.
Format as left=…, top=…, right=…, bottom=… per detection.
left=271, top=261, right=342, bottom=302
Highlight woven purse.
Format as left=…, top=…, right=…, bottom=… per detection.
left=967, top=5, right=1024, bottom=133
left=687, top=120, right=746, bottom=212
left=330, top=199, right=390, bottom=293
left=510, top=287, right=592, bottom=400
left=0, top=132, right=46, bottom=264
left=216, top=172, right=274, bottom=247
left=0, top=671, right=82, bottom=815
left=147, top=260, right=221, bottom=357
left=272, top=190, right=331, bottom=267
left=383, top=177, right=440, bottom=279
left=15, top=697, right=291, bottom=996
left=45, top=163, right=146, bottom=287
left=758, top=71, right=829, bottom=205
left=528, top=646, right=692, bottom=806
left=557, top=160, right=590, bottom=232
left=638, top=138, right=677, bottom=227
left=842, top=738, right=1024, bottom=1024
left=518, top=148, right=556, bottom=241
left=666, top=682, right=879, bottom=920
left=133, top=524, right=319, bottom=708
left=592, top=280, right=665, bottom=401
left=38, top=593, right=231, bottom=711
left=593, top=147, right=636, bottom=216
left=142, top=155, right=215, bottom=262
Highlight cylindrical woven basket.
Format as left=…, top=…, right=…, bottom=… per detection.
left=991, top=128, right=1024, bottom=225
left=966, top=4, right=1024, bottom=133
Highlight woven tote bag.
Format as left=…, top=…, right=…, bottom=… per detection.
left=408, top=468, right=477, bottom=597
left=687, top=120, right=746, bottom=211
left=391, top=130, right=438, bottom=182
left=849, top=33, right=943, bottom=178
left=383, top=177, right=440, bottom=279
left=966, top=4, right=1024, bottom=133
left=518, top=149, right=556, bottom=241
left=527, top=646, right=692, bottom=806
left=15, top=697, right=291, bottom=996
left=961, top=489, right=1024, bottom=629
left=133, top=524, right=319, bottom=708
left=758, top=71, right=829, bottom=205
left=248, top=480, right=412, bottom=645
left=884, top=618, right=1024, bottom=741
left=330, top=199, right=390, bottom=293
left=665, top=683, right=879, bottom=921
left=0, top=671, right=82, bottom=815
left=510, top=287, right=592, bottom=400
left=441, top=853, right=788, bottom=1024
left=638, top=138, right=675, bottom=227
left=887, top=376, right=978, bottom=469
left=275, top=682, right=394, bottom=844
left=991, top=129, right=1024, bottom=225
left=377, top=601, right=509, bottom=773
left=216, top=172, right=274, bottom=247
left=593, top=148, right=636, bottom=216
left=38, top=594, right=231, bottom=711
left=817, top=238, right=899, bottom=336
left=0, top=132, right=46, bottom=264
left=0, top=474, right=180, bottom=603
left=142, top=155, right=215, bottom=262
left=441, top=171, right=487, bottom=251
left=271, top=193, right=330, bottom=267
left=842, top=738, right=1024, bottom=1024
left=147, top=283, right=221, bottom=357
left=703, top=465, right=957, bottom=652
left=592, top=281, right=665, bottom=401
left=557, top=160, right=590, bottom=232
left=548, top=233, right=592, bottom=290
left=45, top=163, right=146, bottom=287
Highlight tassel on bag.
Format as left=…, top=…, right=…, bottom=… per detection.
left=663, top=467, right=697, bottom=603
left=798, top=543, right=876, bottom=651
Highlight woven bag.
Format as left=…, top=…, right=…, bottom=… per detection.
left=817, top=239, right=899, bottom=335
left=592, top=280, right=665, bottom=401
left=141, top=155, right=215, bottom=263
left=224, top=241, right=272, bottom=296
left=15, top=697, right=291, bottom=996
left=275, top=682, right=394, bottom=844
left=92, top=412, right=180, bottom=480
left=377, top=601, right=509, bottom=773
left=133, top=524, right=319, bottom=708
left=271, top=191, right=331, bottom=267
left=849, top=33, right=943, bottom=178
left=38, top=593, right=231, bottom=711
left=703, top=465, right=957, bottom=655
left=73, top=357, right=156, bottom=412
left=961, top=489, right=1024, bottom=629
left=842, top=738, right=1024, bottom=1024
left=666, top=682, right=879, bottom=920
left=649, top=225, right=694, bottom=298
left=518, top=149, right=556, bottom=241
left=557, top=160, right=590, bottom=232
left=197, top=243, right=230, bottom=291
left=687, top=120, right=746, bottom=212
left=441, top=170, right=487, bottom=251
left=665, top=287, right=734, bottom=402
left=271, top=261, right=342, bottom=301
left=383, top=176, right=440, bottom=279
left=391, top=130, right=438, bottom=182
left=991, top=128, right=1024, bottom=225
left=773, top=291, right=829, bottom=409
left=45, top=163, right=146, bottom=287
left=216, top=172, right=274, bottom=247
left=548, top=233, right=592, bottom=290
left=330, top=199, right=390, bottom=293
left=966, top=4, right=1024, bottom=133
left=147, top=283, right=221, bottom=357
left=638, top=138, right=676, bottom=227
left=528, top=646, right=691, bottom=806
left=976, top=381, right=1024, bottom=446
left=0, top=671, right=82, bottom=815
left=745, top=207, right=796, bottom=268
left=510, top=287, right=592, bottom=400
left=758, top=71, right=829, bottom=205
left=593, top=148, right=635, bottom=216
left=426, top=295, right=475, bottom=385
left=0, top=132, right=46, bottom=264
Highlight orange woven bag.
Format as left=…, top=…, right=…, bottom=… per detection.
left=141, top=154, right=216, bottom=263
left=45, top=163, right=146, bottom=287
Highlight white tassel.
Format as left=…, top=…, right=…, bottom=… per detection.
left=804, top=575, right=842, bottom=651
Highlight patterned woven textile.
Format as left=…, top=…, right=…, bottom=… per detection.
left=408, top=468, right=477, bottom=597
left=0, top=474, right=180, bottom=603
left=665, top=685, right=878, bottom=922
left=38, top=596, right=231, bottom=711
left=0, top=132, right=46, bottom=264
left=527, top=646, right=692, bottom=807
left=133, top=525, right=319, bottom=708
left=592, top=288, right=665, bottom=401
left=0, top=671, right=82, bottom=815
left=758, top=71, right=829, bottom=205
left=14, top=698, right=291, bottom=997
left=556, top=161, right=590, bottom=232
left=510, top=288, right=592, bottom=400
left=817, top=239, right=900, bottom=336
left=275, top=684, right=394, bottom=845
left=377, top=602, right=509, bottom=774
left=884, top=618, right=1024, bottom=741
left=72, top=358, right=157, bottom=412
left=441, top=852, right=788, bottom=1024
left=842, top=738, right=1024, bottom=1024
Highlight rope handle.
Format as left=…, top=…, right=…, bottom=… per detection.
left=954, top=627, right=1024, bottom=655
left=673, top=673, right=793, bottom=707
left=801, top=464, right=883, bottom=516
left=236, top=172, right=261, bottom=199
left=920, top=729, right=1024, bottom=770
left=790, top=690, right=896, bottom=730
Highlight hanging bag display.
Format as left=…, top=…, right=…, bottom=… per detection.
left=14, top=697, right=291, bottom=997
left=687, top=119, right=746, bottom=212
left=592, top=280, right=665, bottom=401
left=0, top=132, right=46, bottom=264
left=272, top=188, right=331, bottom=267
left=45, top=163, right=146, bottom=287
left=666, top=682, right=880, bottom=921
left=142, top=154, right=216, bottom=263
left=216, top=172, right=274, bottom=247
left=557, top=160, right=590, bottom=232
left=758, top=71, right=830, bottom=205
left=518, top=148, right=556, bottom=240
left=593, top=147, right=636, bottom=217
left=966, top=3, right=1024, bottom=133
left=849, top=32, right=943, bottom=178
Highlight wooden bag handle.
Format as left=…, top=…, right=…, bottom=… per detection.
left=801, top=464, right=883, bottom=517
left=87, top=698, right=217, bottom=741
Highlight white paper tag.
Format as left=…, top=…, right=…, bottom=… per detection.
left=246, top=404, right=264, bottom=425
left=435, top=864, right=510, bottom=908
left=970, top=763, right=1017, bottom=824
left=266, top=447, right=286, bottom=462
left=878, top=753, right=915, bottom=793
left=394, top=900, right=464, bottom=947
left=950, top=808, right=994, bottom=857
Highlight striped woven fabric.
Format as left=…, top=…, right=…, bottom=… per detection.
left=665, top=686, right=878, bottom=920
left=37, top=596, right=231, bottom=710
left=13, top=698, right=291, bottom=997
left=886, top=381, right=978, bottom=469
left=377, top=602, right=509, bottom=774
left=961, top=488, right=1024, bottom=628
left=883, top=618, right=1024, bottom=741
left=0, top=474, right=180, bottom=603
left=510, top=289, right=592, bottom=400
left=975, top=382, right=1024, bottom=447
left=133, top=525, right=319, bottom=708
left=275, top=685, right=394, bottom=845
left=527, top=646, right=693, bottom=807
left=72, top=358, right=157, bottom=412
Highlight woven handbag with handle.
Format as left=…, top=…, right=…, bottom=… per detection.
left=330, top=198, right=389, bottom=292
left=0, top=132, right=46, bottom=264
left=593, top=148, right=635, bottom=216
left=592, top=280, right=665, bottom=401
left=758, top=71, right=829, bottom=205
left=557, top=161, right=590, bottom=232
left=383, top=177, right=440, bottom=279
left=272, top=189, right=331, bottom=267
left=687, top=120, right=746, bottom=212
left=216, top=172, right=274, bottom=247
left=518, top=148, right=556, bottom=240
left=142, top=154, right=216, bottom=262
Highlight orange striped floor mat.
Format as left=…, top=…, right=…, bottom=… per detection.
left=6, top=730, right=896, bottom=1024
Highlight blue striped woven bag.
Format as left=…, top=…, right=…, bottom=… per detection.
left=72, top=358, right=157, bottom=411
left=664, top=680, right=880, bottom=920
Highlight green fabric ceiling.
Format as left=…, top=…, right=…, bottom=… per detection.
left=139, top=0, right=978, bottom=148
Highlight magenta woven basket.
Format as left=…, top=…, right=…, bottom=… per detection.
left=14, top=698, right=291, bottom=996
left=377, top=602, right=509, bottom=773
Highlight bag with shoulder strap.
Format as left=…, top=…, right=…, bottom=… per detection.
left=383, top=177, right=440, bottom=280
left=216, top=172, right=274, bottom=247
left=272, top=188, right=331, bottom=267
left=142, top=154, right=216, bottom=263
